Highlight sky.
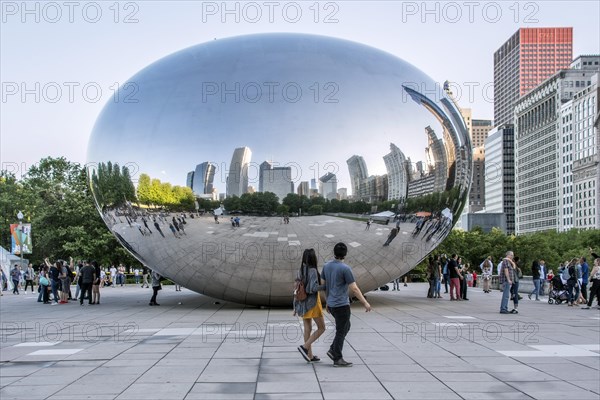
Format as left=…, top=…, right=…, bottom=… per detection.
left=2, top=0, right=599, bottom=193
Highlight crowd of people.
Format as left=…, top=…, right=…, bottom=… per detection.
left=1, top=261, right=158, bottom=305
left=416, top=249, right=600, bottom=313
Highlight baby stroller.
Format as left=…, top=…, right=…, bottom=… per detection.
left=548, top=276, right=569, bottom=304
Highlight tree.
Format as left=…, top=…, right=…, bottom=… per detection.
left=0, top=171, right=26, bottom=251
left=14, top=157, right=139, bottom=266
left=308, top=205, right=323, bottom=215
left=277, top=204, right=289, bottom=215
left=137, top=174, right=152, bottom=206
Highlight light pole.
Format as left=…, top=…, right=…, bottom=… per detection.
left=16, top=211, right=24, bottom=268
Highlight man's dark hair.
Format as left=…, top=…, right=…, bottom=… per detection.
left=333, top=242, right=348, bottom=259
left=581, top=257, right=586, bottom=262
left=451, top=254, right=457, bottom=259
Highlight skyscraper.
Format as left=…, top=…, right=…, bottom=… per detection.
left=471, top=119, right=494, bottom=148
left=319, top=172, right=337, bottom=200
left=383, top=143, right=408, bottom=201
left=186, top=171, right=194, bottom=191
left=297, top=181, right=309, bottom=197
left=261, top=166, right=294, bottom=203
left=226, top=147, right=252, bottom=198
left=494, top=27, right=573, bottom=126
left=484, top=125, right=515, bottom=234
left=258, top=161, right=272, bottom=193
left=425, top=126, right=448, bottom=193
left=346, top=155, right=369, bottom=198
left=514, top=68, right=595, bottom=234
left=192, top=162, right=216, bottom=197
left=571, top=74, right=599, bottom=229
left=469, top=146, right=485, bottom=212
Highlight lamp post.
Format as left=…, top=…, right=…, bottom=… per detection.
left=16, top=211, right=24, bottom=268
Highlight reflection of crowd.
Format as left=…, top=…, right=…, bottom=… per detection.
left=411, top=215, right=452, bottom=243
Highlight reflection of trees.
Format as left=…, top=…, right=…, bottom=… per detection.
left=218, top=192, right=372, bottom=215
left=403, top=187, right=461, bottom=215
left=91, top=162, right=136, bottom=208
left=136, top=173, right=194, bottom=210
left=223, top=192, right=279, bottom=214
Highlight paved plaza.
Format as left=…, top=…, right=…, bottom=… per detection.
left=1, top=283, right=599, bottom=400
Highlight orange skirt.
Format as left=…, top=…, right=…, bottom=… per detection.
left=303, top=292, right=323, bottom=319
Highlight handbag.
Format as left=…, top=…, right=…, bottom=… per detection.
left=294, top=279, right=307, bottom=301
left=293, top=264, right=307, bottom=302
left=40, top=276, right=49, bottom=286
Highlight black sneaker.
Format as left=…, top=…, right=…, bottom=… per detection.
left=297, top=345, right=310, bottom=362
left=326, top=350, right=335, bottom=361
left=333, top=359, right=353, bottom=367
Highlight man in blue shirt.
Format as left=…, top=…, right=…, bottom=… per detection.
left=322, top=242, right=371, bottom=367
left=580, top=257, right=589, bottom=303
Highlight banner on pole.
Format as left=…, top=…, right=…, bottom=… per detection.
left=10, top=223, right=32, bottom=255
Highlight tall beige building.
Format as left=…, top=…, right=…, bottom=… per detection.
left=460, top=108, right=472, bottom=140
left=472, top=120, right=494, bottom=148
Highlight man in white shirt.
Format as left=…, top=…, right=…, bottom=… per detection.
left=109, top=265, right=117, bottom=287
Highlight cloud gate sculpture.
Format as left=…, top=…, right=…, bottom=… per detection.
left=87, top=33, right=472, bottom=306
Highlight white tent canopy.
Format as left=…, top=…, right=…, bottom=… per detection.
left=371, top=211, right=395, bottom=218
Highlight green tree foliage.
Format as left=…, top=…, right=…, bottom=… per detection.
left=0, top=171, right=27, bottom=251
left=136, top=173, right=152, bottom=206
left=427, top=228, right=599, bottom=275
left=225, top=192, right=279, bottom=215
left=90, top=162, right=137, bottom=207
left=308, top=205, right=323, bottom=215
left=2, top=157, right=139, bottom=266
left=134, top=174, right=194, bottom=210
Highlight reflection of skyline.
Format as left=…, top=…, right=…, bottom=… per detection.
left=347, top=125, right=452, bottom=203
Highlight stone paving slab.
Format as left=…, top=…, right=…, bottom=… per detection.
left=1, top=283, right=599, bottom=400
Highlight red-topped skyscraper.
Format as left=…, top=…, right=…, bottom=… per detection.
left=494, top=27, right=573, bottom=126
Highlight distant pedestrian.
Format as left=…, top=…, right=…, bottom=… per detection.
left=582, top=258, right=600, bottom=309
left=142, top=266, right=150, bottom=288
left=580, top=257, right=589, bottom=303
left=11, top=265, right=20, bottom=294
left=383, top=228, right=398, bottom=246
left=37, top=265, right=50, bottom=303
left=154, top=221, right=165, bottom=237
left=149, top=271, right=162, bottom=306
left=23, top=263, right=35, bottom=293
left=92, top=261, right=102, bottom=304
left=322, top=242, right=371, bottom=367
left=169, top=223, right=180, bottom=238
left=528, top=260, right=541, bottom=301
left=78, top=261, right=95, bottom=306
left=448, top=254, right=462, bottom=300
left=499, top=251, right=517, bottom=314
left=365, top=219, right=372, bottom=230
left=481, top=256, right=492, bottom=293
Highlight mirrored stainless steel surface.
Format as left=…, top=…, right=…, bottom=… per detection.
left=87, top=33, right=472, bottom=306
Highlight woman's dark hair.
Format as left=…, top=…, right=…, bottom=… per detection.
left=301, top=248, right=320, bottom=284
